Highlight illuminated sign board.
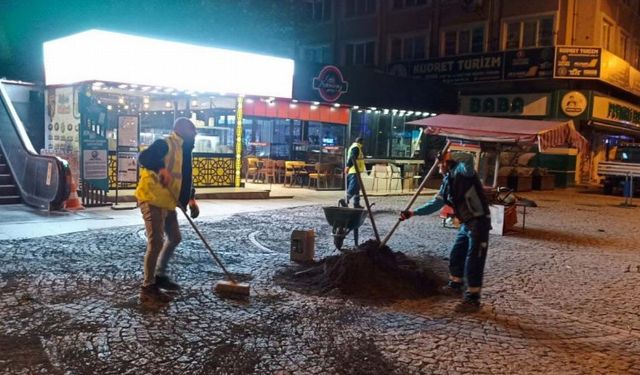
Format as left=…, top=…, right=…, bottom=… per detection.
left=43, top=29, right=294, bottom=99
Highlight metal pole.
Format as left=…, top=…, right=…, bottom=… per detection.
left=351, top=155, right=380, bottom=242
left=379, top=140, right=451, bottom=249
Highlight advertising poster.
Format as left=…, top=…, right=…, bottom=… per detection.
left=44, top=86, right=81, bottom=153
left=503, top=47, right=554, bottom=80
left=117, top=152, right=138, bottom=183
left=554, top=47, right=601, bottom=79
left=82, top=145, right=108, bottom=180
left=117, top=116, right=139, bottom=147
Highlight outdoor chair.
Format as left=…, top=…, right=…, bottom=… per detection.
left=308, top=163, right=333, bottom=189
left=388, top=163, right=403, bottom=191
left=284, top=161, right=308, bottom=187
left=274, top=160, right=286, bottom=183
left=246, top=156, right=259, bottom=182
left=257, top=159, right=277, bottom=184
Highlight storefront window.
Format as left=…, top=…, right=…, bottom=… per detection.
left=243, top=117, right=345, bottom=165
left=137, top=109, right=236, bottom=154
left=350, top=111, right=422, bottom=159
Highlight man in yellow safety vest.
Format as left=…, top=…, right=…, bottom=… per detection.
left=341, top=137, right=365, bottom=209
left=135, top=117, right=200, bottom=304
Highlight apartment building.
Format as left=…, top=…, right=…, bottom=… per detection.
left=296, top=0, right=640, bottom=185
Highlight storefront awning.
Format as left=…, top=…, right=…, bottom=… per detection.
left=43, top=29, right=294, bottom=99
left=408, top=114, right=588, bottom=153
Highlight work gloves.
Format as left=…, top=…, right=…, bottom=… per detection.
left=158, top=168, right=172, bottom=187
left=188, top=199, right=200, bottom=219
left=399, top=210, right=414, bottom=221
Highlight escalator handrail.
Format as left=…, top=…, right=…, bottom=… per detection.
left=0, top=80, right=70, bottom=209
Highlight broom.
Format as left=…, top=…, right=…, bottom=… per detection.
left=166, top=184, right=250, bottom=297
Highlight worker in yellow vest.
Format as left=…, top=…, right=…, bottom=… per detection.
left=135, top=117, right=200, bottom=304
left=341, top=137, right=365, bottom=209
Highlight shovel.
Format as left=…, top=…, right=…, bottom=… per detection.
left=350, top=155, right=380, bottom=242
left=378, top=140, right=451, bottom=249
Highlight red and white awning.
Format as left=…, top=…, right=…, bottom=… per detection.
left=408, top=114, right=588, bottom=153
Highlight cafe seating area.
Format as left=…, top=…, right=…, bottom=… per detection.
left=243, top=156, right=424, bottom=194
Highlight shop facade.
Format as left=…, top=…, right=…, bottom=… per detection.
left=391, top=45, right=640, bottom=188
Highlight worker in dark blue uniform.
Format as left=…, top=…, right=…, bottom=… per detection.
left=400, top=152, right=491, bottom=313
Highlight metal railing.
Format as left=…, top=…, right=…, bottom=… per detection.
left=0, top=81, right=69, bottom=210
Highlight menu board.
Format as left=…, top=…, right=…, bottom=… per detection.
left=118, top=116, right=139, bottom=147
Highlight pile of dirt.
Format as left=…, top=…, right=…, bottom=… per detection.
left=275, top=240, right=447, bottom=301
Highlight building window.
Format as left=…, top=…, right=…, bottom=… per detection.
left=300, top=45, right=333, bottom=64
left=442, top=25, right=484, bottom=56
left=619, top=31, right=629, bottom=60
left=304, top=0, right=332, bottom=22
left=345, top=0, right=376, bottom=17
left=602, top=18, right=613, bottom=50
left=389, top=34, right=427, bottom=62
left=504, top=16, right=554, bottom=49
left=392, top=0, right=428, bottom=9
left=345, top=41, right=376, bottom=65
left=634, top=44, right=640, bottom=69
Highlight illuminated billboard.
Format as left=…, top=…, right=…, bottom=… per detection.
left=43, top=29, right=294, bottom=98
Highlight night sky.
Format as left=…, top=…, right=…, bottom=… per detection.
left=0, top=0, right=298, bottom=83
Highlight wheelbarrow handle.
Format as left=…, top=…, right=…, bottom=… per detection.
left=351, top=155, right=381, bottom=242
left=379, top=140, right=451, bottom=249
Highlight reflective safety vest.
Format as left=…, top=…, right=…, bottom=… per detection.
left=346, top=142, right=365, bottom=174
left=134, top=132, right=184, bottom=209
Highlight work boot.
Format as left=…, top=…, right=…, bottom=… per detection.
left=454, top=294, right=481, bottom=313
left=353, top=203, right=364, bottom=209
left=440, top=281, right=464, bottom=296
left=338, top=199, right=348, bottom=208
left=140, top=284, right=173, bottom=304
left=155, top=275, right=181, bottom=291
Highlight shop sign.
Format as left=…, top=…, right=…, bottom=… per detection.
left=312, top=65, right=349, bottom=102
left=560, top=91, right=587, bottom=117
left=554, top=46, right=601, bottom=79
left=460, top=93, right=549, bottom=116
left=409, top=52, right=503, bottom=83
left=592, top=96, right=640, bottom=127
left=503, top=47, right=555, bottom=80
left=600, top=50, right=640, bottom=97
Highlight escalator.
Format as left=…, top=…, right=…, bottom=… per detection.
left=0, top=80, right=69, bottom=209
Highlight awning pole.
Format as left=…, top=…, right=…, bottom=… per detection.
left=493, top=143, right=501, bottom=187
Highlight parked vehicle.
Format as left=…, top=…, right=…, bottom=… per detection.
left=598, top=143, right=640, bottom=195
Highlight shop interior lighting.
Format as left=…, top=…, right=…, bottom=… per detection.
left=312, top=101, right=320, bottom=105
left=289, top=103, right=297, bottom=108
left=383, top=109, right=389, bottom=114
left=391, top=109, right=398, bottom=113
left=118, top=84, right=128, bottom=89
left=352, top=105, right=359, bottom=109
left=415, top=111, right=422, bottom=115
left=430, top=113, right=437, bottom=116
left=333, top=103, right=340, bottom=107
left=191, top=100, right=198, bottom=106
left=165, top=101, right=172, bottom=108
left=143, top=97, right=149, bottom=104
left=292, top=99, right=298, bottom=103
left=43, top=29, right=294, bottom=98
left=407, top=111, right=414, bottom=115
left=118, top=97, right=125, bottom=104
left=369, top=107, right=377, bottom=111
left=310, top=105, right=318, bottom=110
left=107, top=105, right=113, bottom=110
left=366, top=109, right=372, bottom=113
left=245, top=98, right=254, bottom=103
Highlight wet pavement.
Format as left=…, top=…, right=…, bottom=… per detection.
left=1, top=189, right=639, bottom=374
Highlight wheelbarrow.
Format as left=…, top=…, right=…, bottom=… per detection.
left=322, top=206, right=368, bottom=250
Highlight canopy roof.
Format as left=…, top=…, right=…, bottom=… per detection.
left=408, top=114, right=588, bottom=152
left=43, top=29, right=294, bottom=98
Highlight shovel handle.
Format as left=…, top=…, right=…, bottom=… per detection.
left=379, top=140, right=451, bottom=248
